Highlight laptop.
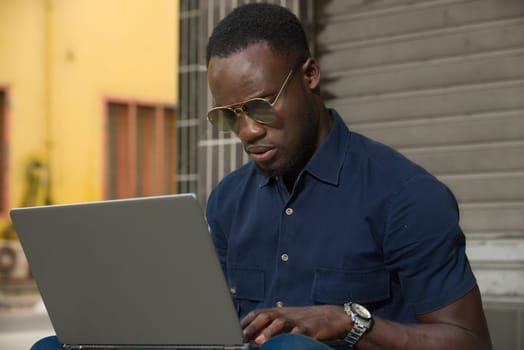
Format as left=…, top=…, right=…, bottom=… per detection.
left=10, top=193, right=255, bottom=350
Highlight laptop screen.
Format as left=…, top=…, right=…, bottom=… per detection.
left=11, top=194, right=246, bottom=348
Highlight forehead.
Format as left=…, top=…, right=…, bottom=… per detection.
left=207, top=42, right=289, bottom=104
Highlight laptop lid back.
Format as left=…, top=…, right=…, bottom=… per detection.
left=10, top=194, right=244, bottom=347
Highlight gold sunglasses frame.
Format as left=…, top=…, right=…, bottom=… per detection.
left=207, top=67, right=295, bottom=131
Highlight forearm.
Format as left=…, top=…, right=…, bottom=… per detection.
left=356, top=316, right=492, bottom=350
left=241, top=289, right=492, bottom=349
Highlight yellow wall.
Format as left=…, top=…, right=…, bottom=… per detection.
left=0, top=0, right=178, bottom=210
left=0, top=1, right=48, bottom=217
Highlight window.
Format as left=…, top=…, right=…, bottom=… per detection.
left=105, top=100, right=177, bottom=199
left=178, top=0, right=202, bottom=196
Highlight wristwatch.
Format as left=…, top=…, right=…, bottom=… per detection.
left=343, top=302, right=373, bottom=346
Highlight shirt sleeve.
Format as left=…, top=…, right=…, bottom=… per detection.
left=382, top=174, right=476, bottom=315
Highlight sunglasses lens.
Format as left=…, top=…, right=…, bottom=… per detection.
left=243, top=99, right=277, bottom=125
left=208, top=109, right=237, bottom=131
left=207, top=99, right=277, bottom=131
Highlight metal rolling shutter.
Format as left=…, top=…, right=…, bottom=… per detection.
left=315, top=0, right=524, bottom=346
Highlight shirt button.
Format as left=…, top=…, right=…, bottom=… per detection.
left=281, top=253, right=289, bottom=262
left=230, top=287, right=236, bottom=294
left=276, top=301, right=285, bottom=308
left=285, top=208, right=293, bottom=215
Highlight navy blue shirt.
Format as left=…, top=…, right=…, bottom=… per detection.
left=206, top=109, right=476, bottom=323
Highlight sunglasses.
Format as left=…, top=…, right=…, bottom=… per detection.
left=207, top=67, right=295, bottom=132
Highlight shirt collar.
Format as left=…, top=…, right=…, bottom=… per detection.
left=259, top=170, right=274, bottom=187
left=303, top=109, right=348, bottom=186
left=258, top=108, right=349, bottom=187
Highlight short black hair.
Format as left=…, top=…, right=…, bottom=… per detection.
left=206, top=3, right=311, bottom=65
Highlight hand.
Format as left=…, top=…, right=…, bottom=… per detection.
left=240, top=305, right=351, bottom=345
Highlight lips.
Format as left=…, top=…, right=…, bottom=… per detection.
left=245, top=145, right=276, bottom=163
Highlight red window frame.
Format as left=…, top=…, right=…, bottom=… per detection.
left=104, top=98, right=177, bottom=199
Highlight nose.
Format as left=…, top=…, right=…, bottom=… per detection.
left=234, top=112, right=266, bottom=142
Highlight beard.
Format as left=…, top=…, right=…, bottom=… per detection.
left=254, top=111, right=319, bottom=182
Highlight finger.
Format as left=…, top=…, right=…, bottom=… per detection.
left=255, top=317, right=289, bottom=344
left=290, top=325, right=309, bottom=335
left=242, top=311, right=274, bottom=340
left=240, top=310, right=259, bottom=328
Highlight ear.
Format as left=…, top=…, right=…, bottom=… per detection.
left=302, top=58, right=320, bottom=91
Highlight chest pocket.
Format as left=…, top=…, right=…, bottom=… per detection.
left=312, top=267, right=391, bottom=306
left=228, top=267, right=265, bottom=317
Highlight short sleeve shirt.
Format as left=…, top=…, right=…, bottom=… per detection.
left=206, top=109, right=476, bottom=322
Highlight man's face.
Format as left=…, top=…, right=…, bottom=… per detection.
left=207, top=42, right=320, bottom=179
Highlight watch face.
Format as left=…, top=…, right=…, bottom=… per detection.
left=351, top=303, right=371, bottom=319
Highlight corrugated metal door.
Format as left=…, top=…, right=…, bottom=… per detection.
left=315, top=0, right=524, bottom=347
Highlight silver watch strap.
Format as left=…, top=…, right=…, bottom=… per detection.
left=344, top=321, right=368, bottom=345
left=343, top=302, right=370, bottom=346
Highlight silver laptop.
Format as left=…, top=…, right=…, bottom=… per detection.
left=10, top=194, right=254, bottom=350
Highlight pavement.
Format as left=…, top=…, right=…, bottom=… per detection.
left=0, top=300, right=54, bottom=350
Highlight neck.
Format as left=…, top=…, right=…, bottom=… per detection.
left=282, top=107, right=333, bottom=193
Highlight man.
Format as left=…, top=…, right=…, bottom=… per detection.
left=31, top=3, right=492, bottom=350
left=204, top=3, right=492, bottom=350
